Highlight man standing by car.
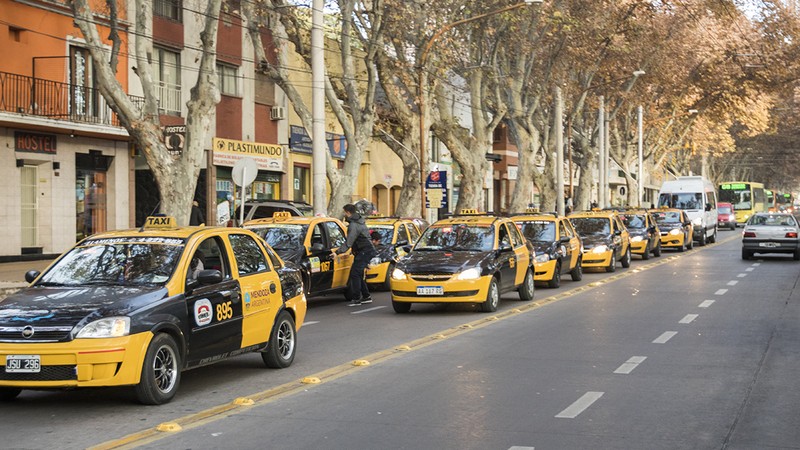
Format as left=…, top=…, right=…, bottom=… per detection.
left=334, top=204, right=377, bottom=306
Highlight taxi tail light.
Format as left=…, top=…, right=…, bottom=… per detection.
left=786, top=232, right=798, bottom=238
left=743, top=231, right=756, bottom=238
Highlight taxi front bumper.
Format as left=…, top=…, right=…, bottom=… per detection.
left=533, top=259, right=557, bottom=281
left=630, top=239, right=648, bottom=255
left=391, top=274, right=491, bottom=303
left=0, top=332, right=153, bottom=388
left=660, top=233, right=686, bottom=248
left=365, top=261, right=390, bottom=285
left=581, top=249, right=613, bottom=268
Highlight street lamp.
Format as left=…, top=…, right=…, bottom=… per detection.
left=417, top=1, right=542, bottom=218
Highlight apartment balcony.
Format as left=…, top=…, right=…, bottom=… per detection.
left=0, top=71, right=145, bottom=136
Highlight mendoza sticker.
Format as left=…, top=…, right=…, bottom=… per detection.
left=194, top=299, right=213, bottom=326
left=309, top=257, right=321, bottom=273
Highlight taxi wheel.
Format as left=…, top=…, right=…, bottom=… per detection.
left=606, top=251, right=617, bottom=273
left=480, top=278, right=500, bottom=312
left=621, top=248, right=632, bottom=268
left=793, top=250, right=800, bottom=261
left=381, top=263, right=395, bottom=291
left=742, top=249, right=752, bottom=260
left=653, top=242, right=662, bottom=257
left=698, top=231, right=707, bottom=246
left=519, top=268, right=535, bottom=300
left=392, top=300, right=411, bottom=313
left=134, top=333, right=181, bottom=405
left=642, top=241, right=651, bottom=260
left=547, top=262, right=561, bottom=288
left=570, top=259, right=583, bottom=281
left=0, top=388, right=21, bottom=401
left=262, top=311, right=297, bottom=369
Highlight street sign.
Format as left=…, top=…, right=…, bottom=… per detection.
left=232, top=157, right=258, bottom=187
left=425, top=171, right=448, bottom=209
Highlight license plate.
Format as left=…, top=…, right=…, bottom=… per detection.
left=417, top=286, right=444, bottom=296
left=5, top=355, right=41, bottom=373
left=759, top=242, right=780, bottom=248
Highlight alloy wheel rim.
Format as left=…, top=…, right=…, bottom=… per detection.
left=490, top=283, right=499, bottom=307
left=153, top=345, right=178, bottom=393
left=277, top=320, right=295, bottom=359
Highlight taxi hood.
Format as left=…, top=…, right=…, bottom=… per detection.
left=400, top=250, right=494, bottom=274
left=580, top=234, right=612, bottom=248
left=0, top=285, right=168, bottom=329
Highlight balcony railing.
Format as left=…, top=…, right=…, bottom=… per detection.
left=0, top=71, right=145, bottom=128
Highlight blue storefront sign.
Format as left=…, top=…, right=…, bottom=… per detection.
left=290, top=125, right=347, bottom=160
left=425, top=171, right=448, bottom=209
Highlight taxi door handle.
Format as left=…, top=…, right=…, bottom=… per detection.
left=269, top=283, right=277, bottom=294
left=221, top=290, right=241, bottom=303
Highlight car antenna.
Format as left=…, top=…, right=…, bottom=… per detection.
left=139, top=201, right=161, bottom=232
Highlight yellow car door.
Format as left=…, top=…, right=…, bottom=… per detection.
left=324, top=221, right=353, bottom=289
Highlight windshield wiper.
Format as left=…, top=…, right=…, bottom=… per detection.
left=35, top=281, right=65, bottom=287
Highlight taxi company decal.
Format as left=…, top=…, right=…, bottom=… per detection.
left=212, top=137, right=284, bottom=172
left=245, top=289, right=271, bottom=309
left=244, top=292, right=252, bottom=310
left=309, top=257, right=321, bottom=273
left=195, top=299, right=213, bottom=326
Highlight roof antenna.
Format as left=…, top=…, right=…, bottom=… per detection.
left=139, top=201, right=161, bottom=232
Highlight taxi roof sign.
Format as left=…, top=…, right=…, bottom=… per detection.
left=525, top=208, right=540, bottom=213
left=273, top=212, right=292, bottom=220
left=144, top=216, right=177, bottom=229
left=458, top=209, right=483, bottom=215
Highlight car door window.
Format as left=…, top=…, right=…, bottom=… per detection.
left=324, top=221, right=347, bottom=248
left=310, top=223, right=327, bottom=249
left=187, top=236, right=230, bottom=282
left=558, top=221, right=569, bottom=240
left=396, top=224, right=410, bottom=245
left=229, top=234, right=270, bottom=276
left=498, top=223, right=511, bottom=248
left=407, top=224, right=420, bottom=242
left=508, top=223, right=524, bottom=248
left=264, top=245, right=283, bottom=269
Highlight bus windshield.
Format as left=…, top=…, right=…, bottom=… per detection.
left=719, top=188, right=751, bottom=210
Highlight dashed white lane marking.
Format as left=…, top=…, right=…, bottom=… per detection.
left=350, top=306, right=386, bottom=314
left=614, top=356, right=647, bottom=374
left=715, top=289, right=728, bottom=295
left=752, top=263, right=761, bottom=266
left=508, top=447, right=535, bottom=450
left=699, top=300, right=715, bottom=308
left=653, top=331, right=678, bottom=344
left=745, top=267, right=754, bottom=272
left=303, top=321, right=320, bottom=326
left=679, top=314, right=698, bottom=324
left=727, top=280, right=739, bottom=286
left=555, top=391, right=604, bottom=418
left=737, top=273, right=747, bottom=278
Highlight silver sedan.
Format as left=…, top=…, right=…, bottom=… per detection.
left=741, top=213, right=800, bottom=260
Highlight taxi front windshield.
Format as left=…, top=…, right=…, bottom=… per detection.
left=369, top=226, right=394, bottom=246
left=653, top=211, right=682, bottom=224
left=252, top=225, right=308, bottom=251
left=38, top=239, right=184, bottom=286
left=620, top=214, right=646, bottom=229
left=518, top=221, right=555, bottom=242
left=415, top=224, right=495, bottom=252
left=571, top=218, right=611, bottom=235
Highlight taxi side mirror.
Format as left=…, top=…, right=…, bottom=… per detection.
left=401, top=245, right=412, bottom=253
left=25, top=270, right=40, bottom=283
left=648, top=226, right=656, bottom=233
left=614, top=230, right=622, bottom=236
left=684, top=221, right=692, bottom=227
left=559, top=236, right=571, bottom=244
left=197, top=269, right=223, bottom=285
left=705, top=203, right=712, bottom=212
left=309, top=243, right=326, bottom=253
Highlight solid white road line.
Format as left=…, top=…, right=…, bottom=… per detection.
left=752, top=263, right=761, bottom=266
left=614, top=356, right=647, bottom=374
left=350, top=306, right=386, bottom=314
left=653, top=331, right=678, bottom=344
left=679, top=314, right=698, bottom=324
left=745, top=267, right=754, bottom=272
left=737, top=273, right=747, bottom=278
left=699, top=300, right=715, bottom=308
left=508, top=447, right=535, bottom=450
left=303, top=321, right=320, bottom=326
left=727, top=280, right=739, bottom=286
left=555, top=391, right=604, bottom=418
left=715, top=289, right=728, bottom=295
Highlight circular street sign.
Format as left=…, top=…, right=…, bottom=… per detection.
left=232, top=157, right=258, bottom=187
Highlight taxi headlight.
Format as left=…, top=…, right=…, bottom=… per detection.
left=76, top=317, right=130, bottom=339
left=391, top=268, right=407, bottom=280
left=692, top=217, right=702, bottom=226
left=591, top=245, right=608, bottom=253
left=631, top=236, right=643, bottom=242
left=669, top=229, right=681, bottom=236
left=456, top=268, right=481, bottom=280
left=534, top=253, right=550, bottom=263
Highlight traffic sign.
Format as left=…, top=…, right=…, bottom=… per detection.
left=232, top=157, right=258, bottom=187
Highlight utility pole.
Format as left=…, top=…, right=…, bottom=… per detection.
left=555, top=86, right=564, bottom=216
left=598, top=96, right=605, bottom=207
left=605, top=111, right=611, bottom=207
left=637, top=105, right=643, bottom=208
left=311, top=0, right=326, bottom=216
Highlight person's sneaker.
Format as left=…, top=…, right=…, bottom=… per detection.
left=347, top=300, right=362, bottom=307
left=361, top=297, right=373, bottom=304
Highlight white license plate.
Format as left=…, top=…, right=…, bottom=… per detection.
left=759, top=242, right=780, bottom=248
left=5, top=355, right=41, bottom=373
left=417, top=286, right=444, bottom=296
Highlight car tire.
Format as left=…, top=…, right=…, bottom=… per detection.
left=642, top=241, right=651, bottom=260
left=621, top=247, right=632, bottom=268
left=698, top=230, right=707, bottom=246
left=480, top=278, right=500, bottom=312
left=392, top=300, right=411, bottom=313
left=606, top=250, right=617, bottom=273
left=547, top=261, right=562, bottom=288
left=653, top=241, right=662, bottom=257
left=709, top=228, right=717, bottom=243
left=262, top=310, right=297, bottom=369
left=570, top=258, right=583, bottom=281
left=518, top=268, right=535, bottom=301
left=794, top=250, right=800, bottom=261
left=742, top=249, right=751, bottom=260
left=0, top=388, right=21, bottom=402
left=687, top=235, right=694, bottom=250
left=134, top=333, right=181, bottom=405
left=381, top=263, right=395, bottom=291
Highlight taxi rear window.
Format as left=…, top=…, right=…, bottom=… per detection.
left=620, top=214, right=646, bottom=229
left=749, top=215, right=797, bottom=226
left=570, top=217, right=611, bottom=235
left=38, top=238, right=184, bottom=287
left=250, top=224, right=308, bottom=251
left=369, top=226, right=394, bottom=245
left=416, top=224, right=494, bottom=252
left=653, top=211, right=682, bottom=223
left=517, top=221, right=555, bottom=242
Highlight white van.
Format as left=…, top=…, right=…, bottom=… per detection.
left=657, top=176, right=718, bottom=246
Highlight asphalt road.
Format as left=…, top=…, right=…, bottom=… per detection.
left=2, top=230, right=799, bottom=449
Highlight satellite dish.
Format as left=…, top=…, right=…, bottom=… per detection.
left=232, top=157, right=258, bottom=187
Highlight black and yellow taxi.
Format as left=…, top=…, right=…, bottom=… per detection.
left=568, top=209, right=632, bottom=272
left=619, top=209, right=662, bottom=260
left=244, top=213, right=353, bottom=297
left=390, top=210, right=535, bottom=313
left=364, top=216, right=422, bottom=290
left=652, top=208, right=694, bottom=252
left=0, top=216, right=306, bottom=404
left=512, top=210, right=583, bottom=288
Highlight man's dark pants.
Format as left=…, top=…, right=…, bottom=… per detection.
left=347, top=250, right=375, bottom=301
